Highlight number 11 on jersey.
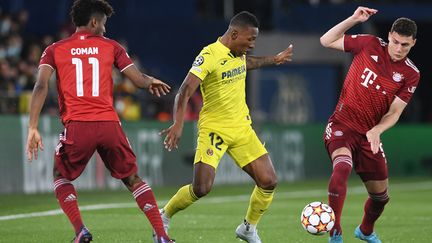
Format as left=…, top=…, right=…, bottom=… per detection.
left=72, top=57, right=100, bottom=97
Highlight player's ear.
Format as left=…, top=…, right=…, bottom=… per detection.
left=231, top=29, right=239, bottom=40
left=90, top=17, right=98, bottom=28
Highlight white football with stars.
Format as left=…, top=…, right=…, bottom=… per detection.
left=300, top=201, right=335, bottom=235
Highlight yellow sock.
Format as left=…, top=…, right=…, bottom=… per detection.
left=245, top=186, right=275, bottom=225
left=163, top=184, right=198, bottom=218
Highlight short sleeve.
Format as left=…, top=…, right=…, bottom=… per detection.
left=113, top=42, right=134, bottom=72
left=395, top=72, right=420, bottom=104
left=39, top=44, right=56, bottom=70
left=344, top=34, right=376, bottom=55
left=189, top=49, right=215, bottom=81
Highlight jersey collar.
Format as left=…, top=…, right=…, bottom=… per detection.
left=72, top=30, right=98, bottom=40
left=216, top=38, right=238, bottom=58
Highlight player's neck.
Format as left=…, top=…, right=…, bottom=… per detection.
left=220, top=34, right=231, bottom=49
left=75, top=27, right=95, bottom=35
left=220, top=35, right=238, bottom=57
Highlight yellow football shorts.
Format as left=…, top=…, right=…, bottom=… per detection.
left=194, top=125, right=267, bottom=169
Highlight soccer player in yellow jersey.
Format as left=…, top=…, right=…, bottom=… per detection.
left=159, top=11, right=293, bottom=243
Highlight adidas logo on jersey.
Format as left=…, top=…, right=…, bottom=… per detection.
left=371, top=55, right=378, bottom=62
left=64, top=194, right=77, bottom=202
left=143, top=203, right=155, bottom=212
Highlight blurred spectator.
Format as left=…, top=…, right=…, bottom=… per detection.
left=0, top=9, right=39, bottom=113
left=0, top=59, right=18, bottom=93
left=115, top=96, right=141, bottom=121
left=6, top=34, right=22, bottom=60
left=0, top=14, right=13, bottom=36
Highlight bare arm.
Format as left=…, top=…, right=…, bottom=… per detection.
left=320, top=6, right=378, bottom=50
left=122, top=65, right=170, bottom=97
left=172, top=73, right=201, bottom=126
left=26, top=65, right=54, bottom=161
left=246, top=44, right=293, bottom=70
left=246, top=56, right=276, bottom=70
left=160, top=72, right=201, bottom=151
left=366, top=97, right=407, bottom=154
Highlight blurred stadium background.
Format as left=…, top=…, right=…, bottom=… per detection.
left=0, top=0, right=431, bottom=242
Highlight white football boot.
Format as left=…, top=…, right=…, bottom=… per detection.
left=235, top=220, right=262, bottom=243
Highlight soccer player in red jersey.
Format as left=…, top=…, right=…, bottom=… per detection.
left=320, top=6, right=420, bottom=243
left=25, top=1, right=174, bottom=242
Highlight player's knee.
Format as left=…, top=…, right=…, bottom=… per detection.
left=369, top=189, right=390, bottom=204
left=121, top=173, right=142, bottom=190
left=331, top=163, right=352, bottom=183
left=192, top=184, right=212, bottom=198
left=258, top=176, right=278, bottom=190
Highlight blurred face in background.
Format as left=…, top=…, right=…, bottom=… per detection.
left=387, top=31, right=416, bottom=62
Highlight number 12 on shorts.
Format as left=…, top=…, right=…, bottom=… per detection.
left=209, top=132, right=224, bottom=150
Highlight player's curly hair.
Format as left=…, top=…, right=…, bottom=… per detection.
left=230, top=11, right=259, bottom=28
left=391, top=17, right=417, bottom=39
left=70, top=0, right=114, bottom=27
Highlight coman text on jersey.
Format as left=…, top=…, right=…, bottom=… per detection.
left=71, top=47, right=99, bottom=55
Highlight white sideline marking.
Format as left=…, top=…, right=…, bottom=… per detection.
left=1, top=181, right=431, bottom=221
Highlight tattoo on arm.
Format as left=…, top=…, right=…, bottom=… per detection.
left=246, top=56, right=275, bottom=70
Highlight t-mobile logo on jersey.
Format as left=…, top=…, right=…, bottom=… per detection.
left=360, top=67, right=377, bottom=88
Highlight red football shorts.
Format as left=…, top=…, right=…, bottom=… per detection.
left=323, top=120, right=388, bottom=181
left=54, top=121, right=137, bottom=181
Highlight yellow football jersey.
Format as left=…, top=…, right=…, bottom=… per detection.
left=189, top=39, right=251, bottom=128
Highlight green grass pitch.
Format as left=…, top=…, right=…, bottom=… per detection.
left=1, top=177, right=431, bottom=242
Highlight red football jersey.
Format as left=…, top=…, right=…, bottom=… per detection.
left=39, top=30, right=133, bottom=123
left=330, top=34, right=420, bottom=134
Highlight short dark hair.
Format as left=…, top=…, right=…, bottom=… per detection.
left=230, top=11, right=259, bottom=28
left=391, top=17, right=417, bottom=39
left=70, top=0, right=114, bottom=27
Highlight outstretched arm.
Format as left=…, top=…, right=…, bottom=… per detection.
left=160, top=72, right=201, bottom=151
left=122, top=65, right=171, bottom=97
left=246, top=44, right=293, bottom=70
left=366, top=97, right=407, bottom=154
left=320, top=6, right=377, bottom=50
left=26, top=65, right=53, bottom=161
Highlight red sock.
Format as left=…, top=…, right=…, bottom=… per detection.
left=360, top=190, right=389, bottom=235
left=132, top=182, right=168, bottom=239
left=54, top=177, right=83, bottom=234
left=328, top=155, right=352, bottom=235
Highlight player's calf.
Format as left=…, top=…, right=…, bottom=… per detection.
left=360, top=190, right=389, bottom=235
